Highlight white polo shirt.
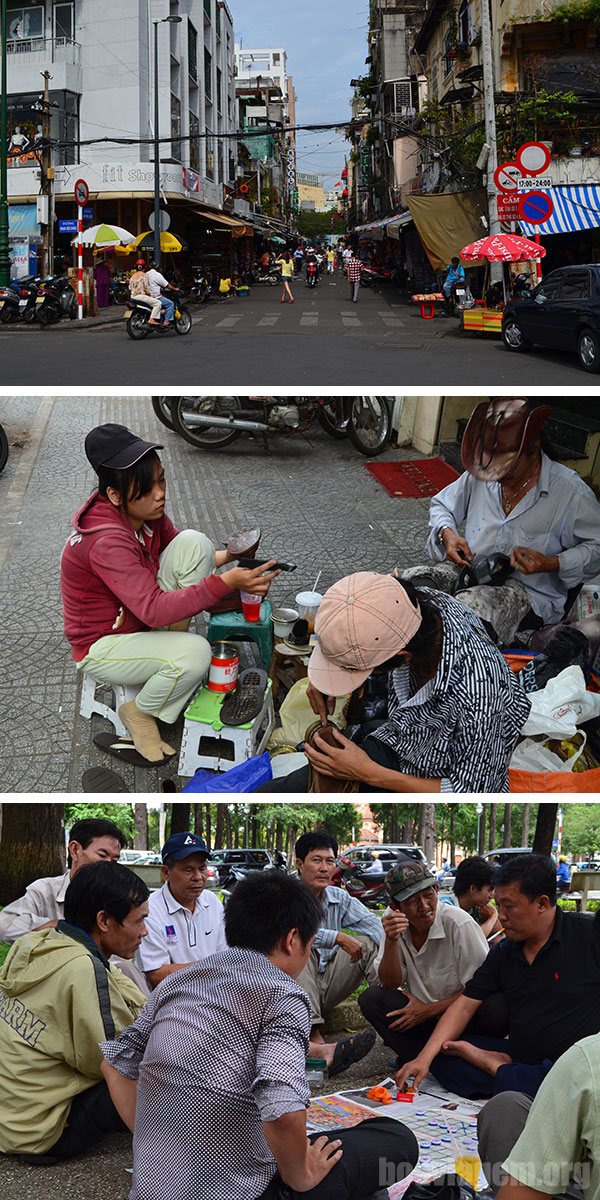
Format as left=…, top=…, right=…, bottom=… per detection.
left=136, top=883, right=226, bottom=973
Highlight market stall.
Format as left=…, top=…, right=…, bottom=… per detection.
left=459, top=233, right=546, bottom=335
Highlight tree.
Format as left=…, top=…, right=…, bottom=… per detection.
left=560, top=805, right=600, bottom=859
left=0, top=804, right=65, bottom=904
left=418, top=804, right=436, bottom=864
left=488, top=804, right=496, bottom=852
left=65, top=802, right=136, bottom=845
left=297, top=209, right=345, bottom=239
left=503, top=804, right=512, bottom=849
left=532, top=804, right=558, bottom=856
left=169, top=804, right=191, bottom=837
left=522, top=804, right=531, bottom=846
left=134, top=803, right=148, bottom=849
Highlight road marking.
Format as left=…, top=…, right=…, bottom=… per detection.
left=380, top=316, right=406, bottom=327
left=258, top=315, right=281, bottom=327
left=341, top=315, right=361, bottom=327
left=215, top=316, right=242, bottom=328
left=300, top=315, right=319, bottom=326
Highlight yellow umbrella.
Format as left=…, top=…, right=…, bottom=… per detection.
left=130, top=230, right=187, bottom=254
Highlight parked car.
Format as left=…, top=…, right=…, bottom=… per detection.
left=118, top=849, right=150, bottom=865
left=332, top=843, right=429, bottom=891
left=502, top=265, right=600, bottom=373
left=210, top=848, right=280, bottom=886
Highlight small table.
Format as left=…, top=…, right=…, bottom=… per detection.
left=570, top=871, right=600, bottom=912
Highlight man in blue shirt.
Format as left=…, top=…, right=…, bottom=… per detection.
left=295, top=832, right=382, bottom=1076
left=443, top=256, right=466, bottom=313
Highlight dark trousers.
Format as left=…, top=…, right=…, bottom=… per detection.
left=260, top=1117, right=418, bottom=1200
left=258, top=736, right=399, bottom=793
left=359, top=986, right=510, bottom=1099
left=45, top=1082, right=126, bottom=1160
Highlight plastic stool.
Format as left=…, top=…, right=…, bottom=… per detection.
left=420, top=301, right=436, bottom=319
left=207, top=601, right=273, bottom=672
left=178, top=681, right=275, bottom=775
left=79, top=673, right=139, bottom=738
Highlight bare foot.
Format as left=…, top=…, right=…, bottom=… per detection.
left=309, top=1038, right=334, bottom=1066
left=442, top=1040, right=512, bottom=1077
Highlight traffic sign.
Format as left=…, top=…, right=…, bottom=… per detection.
left=494, top=162, right=522, bottom=192
left=516, top=141, right=552, bottom=176
left=497, top=194, right=520, bottom=221
left=148, top=210, right=171, bottom=232
left=518, top=191, right=554, bottom=224
left=74, top=178, right=89, bottom=206
left=519, top=176, right=553, bottom=190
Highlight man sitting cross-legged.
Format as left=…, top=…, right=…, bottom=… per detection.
left=359, top=861, right=506, bottom=1071
left=295, top=831, right=382, bottom=1076
left=100, top=870, right=419, bottom=1200
left=0, top=861, right=148, bottom=1162
left=396, top=854, right=600, bottom=1100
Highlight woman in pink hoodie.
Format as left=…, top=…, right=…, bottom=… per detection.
left=61, top=423, right=277, bottom=766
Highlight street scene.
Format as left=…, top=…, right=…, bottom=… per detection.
left=1, top=799, right=599, bottom=1200
left=1, top=1, right=600, bottom=383
left=1, top=394, right=599, bottom=795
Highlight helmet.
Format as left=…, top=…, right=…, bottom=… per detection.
left=136, top=258, right=146, bottom=268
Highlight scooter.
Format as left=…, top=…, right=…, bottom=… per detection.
left=124, top=288, right=192, bottom=340
left=0, top=278, right=36, bottom=323
left=189, top=272, right=212, bottom=305
left=221, top=852, right=287, bottom=905
left=306, top=260, right=319, bottom=288
left=249, top=264, right=281, bottom=286
left=110, top=273, right=131, bottom=305
left=339, top=863, right=389, bottom=909
left=36, top=275, right=76, bottom=325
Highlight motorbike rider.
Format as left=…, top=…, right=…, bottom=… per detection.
left=146, top=262, right=177, bottom=327
left=305, top=251, right=319, bottom=285
left=128, top=260, right=161, bottom=326
left=442, top=257, right=466, bottom=314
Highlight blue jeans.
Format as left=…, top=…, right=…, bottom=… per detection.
left=160, top=294, right=175, bottom=322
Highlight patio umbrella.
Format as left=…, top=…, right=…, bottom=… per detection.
left=71, top=222, right=136, bottom=248
left=460, top=234, right=546, bottom=262
left=129, top=230, right=187, bottom=254
left=269, top=235, right=286, bottom=244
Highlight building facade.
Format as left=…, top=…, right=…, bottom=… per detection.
left=234, top=45, right=297, bottom=231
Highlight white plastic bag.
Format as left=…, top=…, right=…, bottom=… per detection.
left=510, top=731, right=587, bottom=773
left=520, top=666, right=600, bottom=738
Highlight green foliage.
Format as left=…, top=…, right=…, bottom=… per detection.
left=561, top=806, right=600, bottom=858
left=355, top=75, right=375, bottom=103
left=64, top=803, right=136, bottom=845
left=417, top=99, right=486, bottom=179
left=551, top=0, right=600, bottom=21
left=497, top=88, right=580, bottom=158
left=0, top=940, right=9, bottom=968
left=298, top=209, right=345, bottom=238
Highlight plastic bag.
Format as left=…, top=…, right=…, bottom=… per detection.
left=268, top=678, right=349, bottom=754
left=510, top=731, right=587, bottom=774
left=521, top=666, right=600, bottom=738
left=182, top=752, right=272, bottom=793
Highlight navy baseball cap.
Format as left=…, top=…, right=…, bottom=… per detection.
left=161, top=832, right=212, bottom=863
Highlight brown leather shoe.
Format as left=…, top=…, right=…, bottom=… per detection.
left=304, top=721, right=359, bottom=794
left=222, top=527, right=261, bottom=558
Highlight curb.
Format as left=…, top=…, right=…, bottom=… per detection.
left=323, top=998, right=370, bottom=1034
left=2, top=317, right=123, bottom=333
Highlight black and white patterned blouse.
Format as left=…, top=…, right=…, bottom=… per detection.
left=371, top=589, right=531, bottom=792
left=100, top=947, right=311, bottom=1200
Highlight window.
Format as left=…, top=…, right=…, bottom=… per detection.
left=457, top=0, right=471, bottom=47
left=559, top=272, right=590, bottom=300
left=7, top=4, right=44, bottom=40
left=204, top=47, right=212, bottom=100
left=53, top=2, right=73, bottom=41
left=188, top=20, right=197, bottom=83
left=443, top=29, right=455, bottom=76
left=216, top=67, right=222, bottom=112
left=189, top=109, right=200, bottom=172
left=205, top=126, right=214, bottom=178
left=203, top=0, right=211, bottom=20
left=215, top=2, right=221, bottom=38
left=273, top=52, right=280, bottom=64
left=533, top=274, right=563, bottom=303
left=170, top=93, right=181, bottom=161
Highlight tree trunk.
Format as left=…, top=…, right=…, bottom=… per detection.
left=205, top=805, right=212, bottom=848
left=488, top=804, right=496, bottom=852
left=133, top=804, right=148, bottom=850
left=170, top=804, right=191, bottom=836
left=478, top=805, right=486, bottom=854
left=0, top=804, right=65, bottom=904
left=449, top=805, right=456, bottom=866
left=224, top=807, right=232, bottom=846
left=503, top=803, right=512, bottom=848
left=418, top=804, right=436, bottom=865
left=214, top=804, right=225, bottom=850
left=532, top=804, right=558, bottom=856
left=193, top=805, right=204, bottom=837
left=522, top=803, right=531, bottom=845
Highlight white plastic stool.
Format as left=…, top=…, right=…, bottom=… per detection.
left=178, top=681, right=275, bottom=776
left=79, top=673, right=140, bottom=738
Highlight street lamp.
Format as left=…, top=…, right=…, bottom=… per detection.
left=0, top=0, right=10, bottom=286
left=153, top=14, right=181, bottom=270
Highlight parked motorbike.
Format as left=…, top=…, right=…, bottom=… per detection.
left=306, top=260, right=319, bottom=288
left=151, top=397, right=177, bottom=429
left=110, top=272, right=131, bottom=305
left=20, top=275, right=42, bottom=322
left=221, top=853, right=287, bottom=905
left=124, top=288, right=192, bottom=340
left=189, top=272, right=212, bottom=305
left=447, top=278, right=474, bottom=316
left=0, top=424, right=8, bottom=474
left=339, top=862, right=389, bottom=909
left=0, top=276, right=39, bottom=323
left=248, top=264, right=281, bottom=287
left=36, top=275, right=76, bottom=325
left=169, top=395, right=393, bottom=455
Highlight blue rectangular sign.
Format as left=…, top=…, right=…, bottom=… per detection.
left=58, top=219, right=78, bottom=233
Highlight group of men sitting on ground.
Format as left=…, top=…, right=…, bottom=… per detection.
left=1, top=822, right=599, bottom=1200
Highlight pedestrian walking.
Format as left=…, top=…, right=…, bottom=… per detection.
left=347, top=252, right=362, bottom=303
left=276, top=250, right=295, bottom=304
left=326, top=247, right=336, bottom=274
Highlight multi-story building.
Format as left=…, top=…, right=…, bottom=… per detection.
left=297, top=172, right=325, bottom=212
left=234, top=45, right=297, bottom=229
left=6, top=0, right=241, bottom=274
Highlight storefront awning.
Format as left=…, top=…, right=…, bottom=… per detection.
left=195, top=207, right=248, bottom=231
left=355, top=212, right=413, bottom=241
left=519, top=186, right=600, bottom=237
left=406, top=189, right=487, bottom=269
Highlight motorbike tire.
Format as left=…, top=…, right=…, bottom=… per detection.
left=114, top=287, right=130, bottom=305
left=174, top=308, right=192, bottom=335
left=0, top=424, right=8, bottom=474
left=171, top=396, right=244, bottom=449
left=359, top=276, right=373, bottom=288
left=319, top=402, right=347, bottom=440
left=126, top=312, right=148, bottom=340
left=22, top=305, right=37, bottom=323
left=0, top=306, right=16, bottom=323
left=38, top=307, right=54, bottom=327
left=268, top=275, right=279, bottom=287
left=151, top=397, right=176, bottom=431
left=348, top=396, right=392, bottom=456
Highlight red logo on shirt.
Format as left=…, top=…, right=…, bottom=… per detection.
left=554, top=971, right=559, bottom=981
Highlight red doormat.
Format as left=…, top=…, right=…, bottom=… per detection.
left=366, top=457, right=460, bottom=498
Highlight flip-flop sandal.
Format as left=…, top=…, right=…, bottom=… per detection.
left=329, top=1029, right=377, bottom=1079
left=220, top=669, right=267, bottom=726
left=304, top=722, right=359, bottom=794
left=81, top=767, right=128, bottom=792
left=93, top=733, right=169, bottom=768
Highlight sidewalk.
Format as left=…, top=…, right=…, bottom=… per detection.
left=0, top=396, right=433, bottom=793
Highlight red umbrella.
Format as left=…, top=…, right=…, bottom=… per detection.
left=460, top=234, right=546, bottom=262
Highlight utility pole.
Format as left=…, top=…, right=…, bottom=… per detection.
left=480, top=0, right=501, bottom=277
left=40, top=69, right=53, bottom=276
left=0, top=0, right=10, bottom=287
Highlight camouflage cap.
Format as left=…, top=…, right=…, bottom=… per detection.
left=386, top=860, right=437, bottom=904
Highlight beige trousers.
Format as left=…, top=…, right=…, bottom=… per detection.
left=297, top=935, right=380, bottom=1026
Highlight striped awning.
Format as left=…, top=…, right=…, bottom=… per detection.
left=355, top=212, right=412, bottom=235
left=519, top=186, right=600, bottom=237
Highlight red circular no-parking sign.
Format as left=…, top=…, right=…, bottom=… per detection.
left=516, top=142, right=552, bottom=176
left=518, top=191, right=554, bottom=224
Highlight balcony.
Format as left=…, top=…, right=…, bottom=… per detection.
left=7, top=35, right=80, bottom=65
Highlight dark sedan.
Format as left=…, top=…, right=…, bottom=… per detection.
left=502, top=264, right=600, bottom=373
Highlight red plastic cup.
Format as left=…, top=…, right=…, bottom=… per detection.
left=241, top=591, right=262, bottom=623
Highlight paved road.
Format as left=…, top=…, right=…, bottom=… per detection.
left=0, top=276, right=589, bottom=385
left=0, top=395, right=433, bottom=792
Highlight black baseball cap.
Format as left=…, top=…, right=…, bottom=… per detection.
left=161, top=833, right=212, bottom=863
left=85, top=424, right=164, bottom=473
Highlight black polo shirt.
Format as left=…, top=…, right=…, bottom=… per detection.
left=464, top=907, right=600, bottom=1063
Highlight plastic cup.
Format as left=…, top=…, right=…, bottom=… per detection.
left=444, top=1119, right=481, bottom=1189
left=241, top=591, right=262, bottom=623
left=295, top=590, right=323, bottom=634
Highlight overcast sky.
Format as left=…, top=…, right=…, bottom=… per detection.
left=232, top=0, right=369, bottom=189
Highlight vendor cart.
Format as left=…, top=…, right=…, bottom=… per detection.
left=459, top=233, right=545, bottom=336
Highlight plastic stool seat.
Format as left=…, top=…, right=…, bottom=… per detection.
left=178, top=681, right=275, bottom=775
left=420, top=301, right=436, bottom=319
left=207, top=601, right=273, bottom=672
left=79, top=672, right=139, bottom=738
